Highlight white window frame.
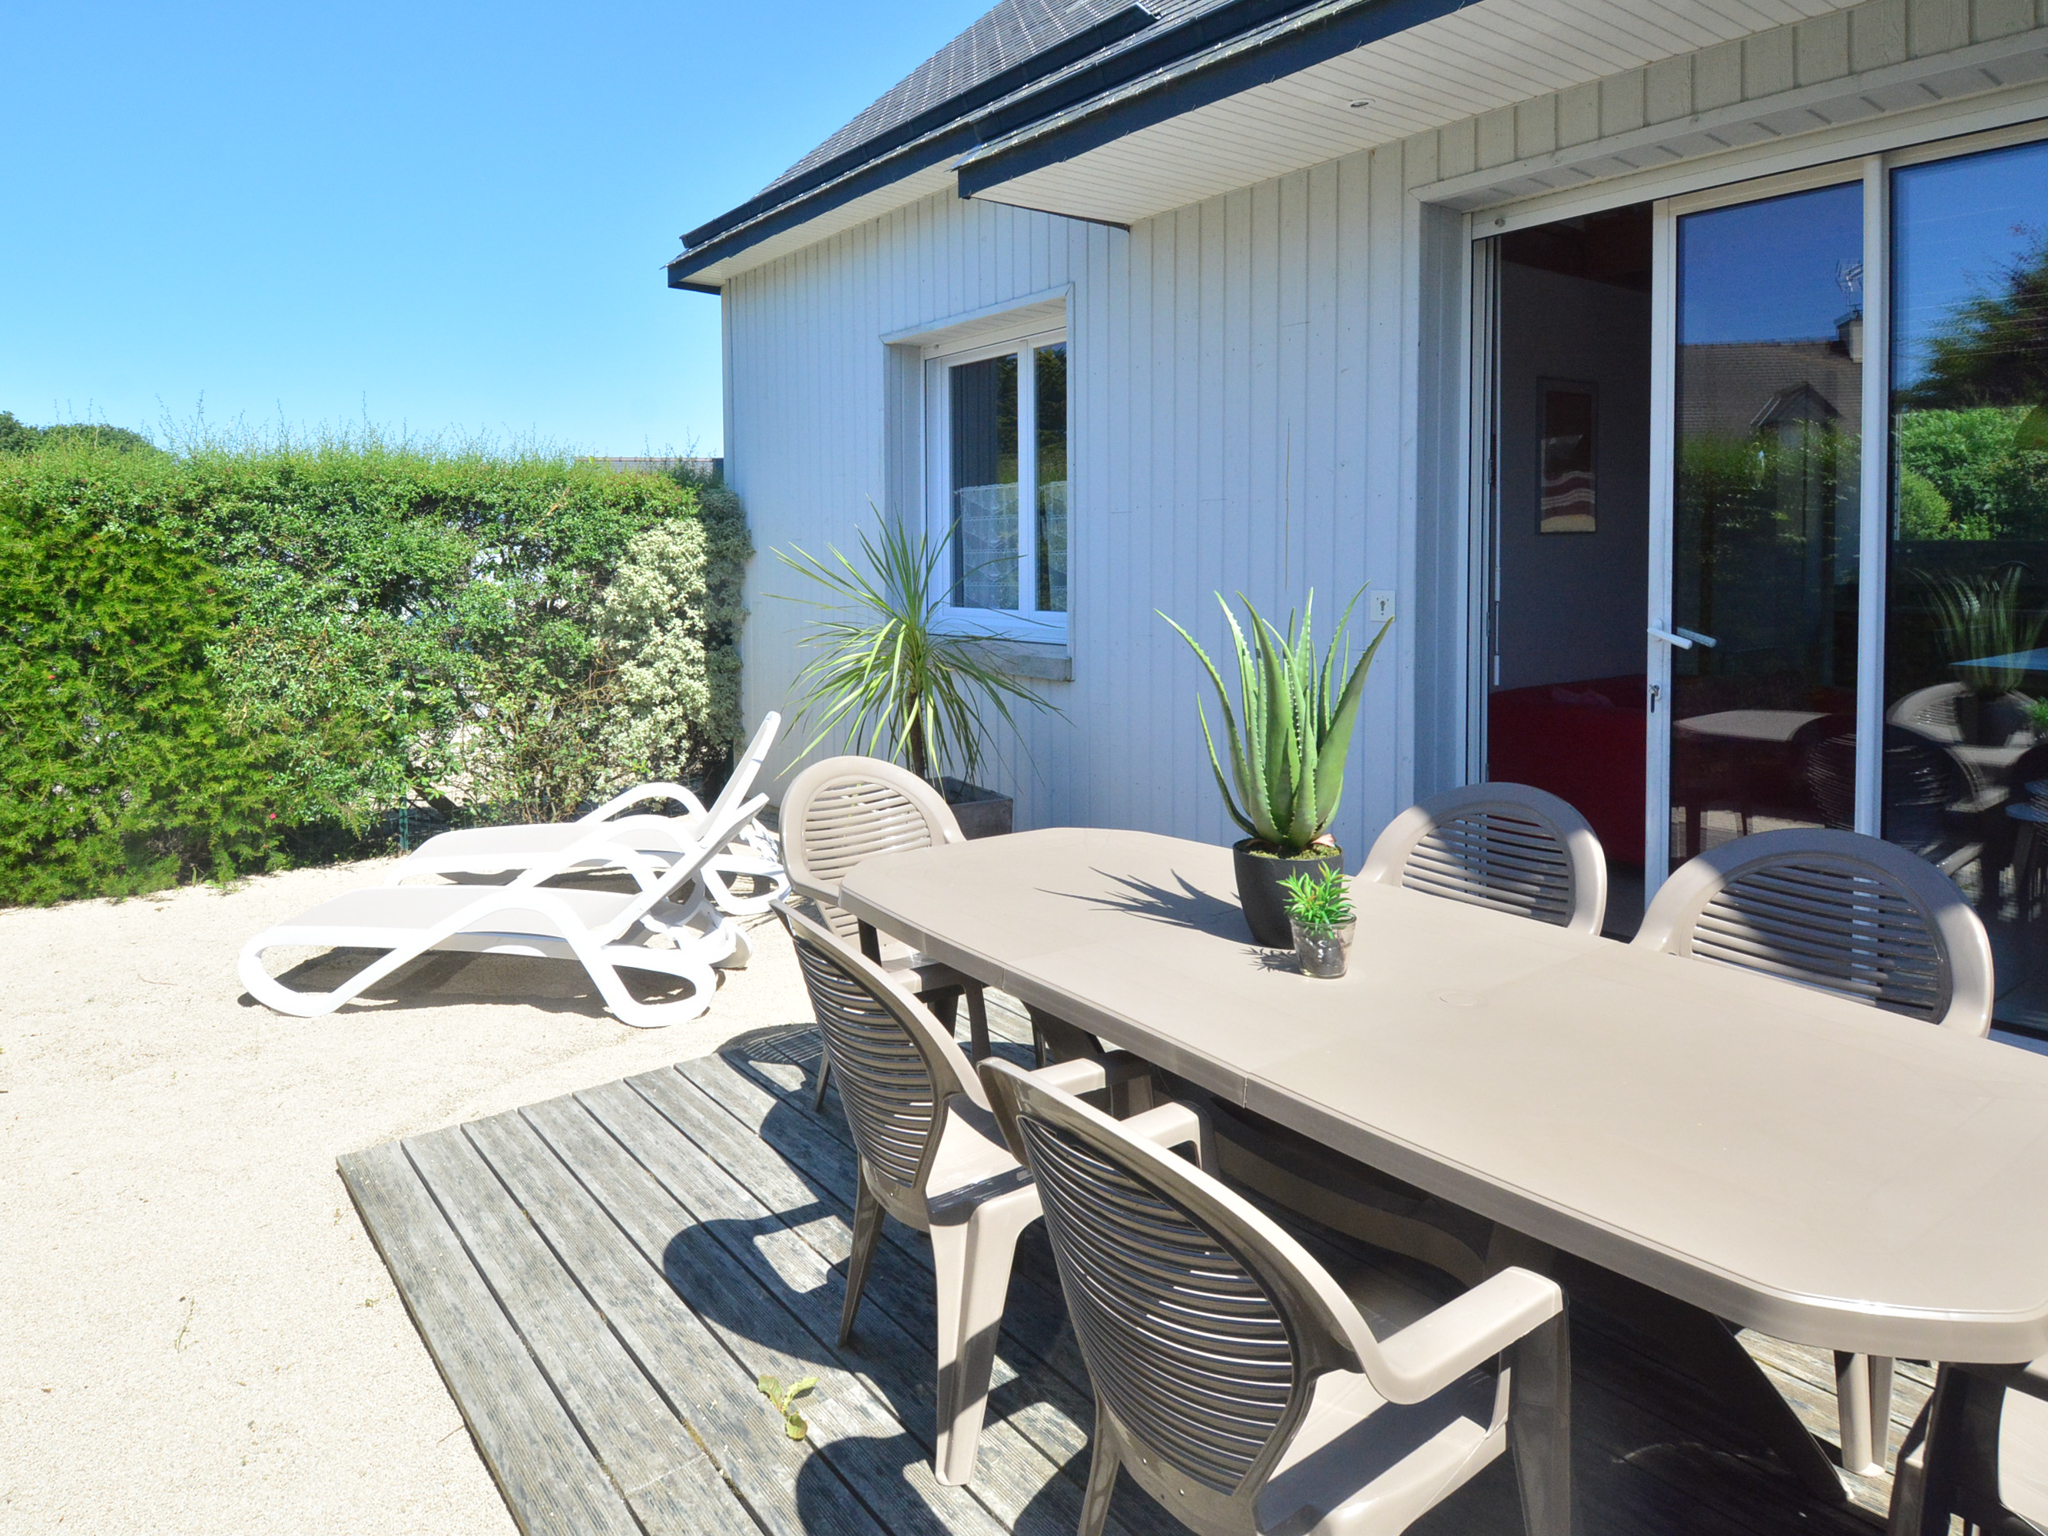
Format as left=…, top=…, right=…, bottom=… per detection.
left=923, top=324, right=1070, bottom=644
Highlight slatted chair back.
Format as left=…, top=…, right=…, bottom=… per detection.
left=1801, top=719, right=1972, bottom=860
left=981, top=1059, right=1378, bottom=1536
left=1361, top=782, right=1607, bottom=936
left=782, top=756, right=965, bottom=942
left=1633, top=828, right=1994, bottom=1033
left=774, top=895, right=985, bottom=1222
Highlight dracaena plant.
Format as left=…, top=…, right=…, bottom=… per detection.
left=1162, top=591, right=1388, bottom=856
left=776, top=509, right=1059, bottom=786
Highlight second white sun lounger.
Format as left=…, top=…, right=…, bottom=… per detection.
left=241, top=792, right=768, bottom=1027
left=384, top=714, right=787, bottom=915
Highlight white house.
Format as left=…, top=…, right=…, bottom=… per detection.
left=672, top=0, right=2048, bottom=1028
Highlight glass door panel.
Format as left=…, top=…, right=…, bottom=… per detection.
left=949, top=352, right=1021, bottom=610
left=1668, top=183, right=1865, bottom=867
left=1886, top=138, right=2048, bottom=1031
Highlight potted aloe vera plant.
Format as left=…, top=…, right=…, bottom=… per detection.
left=1280, top=866, right=1356, bottom=978
left=1163, top=591, right=1388, bottom=946
left=778, top=511, right=1059, bottom=835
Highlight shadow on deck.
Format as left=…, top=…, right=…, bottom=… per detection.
left=339, top=1007, right=1923, bottom=1536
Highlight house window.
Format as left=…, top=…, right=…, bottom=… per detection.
left=927, top=328, right=1068, bottom=638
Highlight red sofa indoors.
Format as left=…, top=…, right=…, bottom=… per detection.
left=1487, top=675, right=1645, bottom=865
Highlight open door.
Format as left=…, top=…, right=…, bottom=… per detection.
left=1482, top=204, right=1654, bottom=932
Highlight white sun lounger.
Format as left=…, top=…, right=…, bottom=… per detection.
left=240, top=792, right=769, bottom=1027
left=383, top=714, right=788, bottom=915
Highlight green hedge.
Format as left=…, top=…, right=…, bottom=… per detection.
left=0, top=439, right=749, bottom=905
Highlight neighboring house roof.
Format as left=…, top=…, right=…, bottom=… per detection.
left=1677, top=339, right=1864, bottom=442
left=668, top=0, right=1455, bottom=289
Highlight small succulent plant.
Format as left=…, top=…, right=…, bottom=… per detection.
left=1279, top=866, right=1354, bottom=929
left=757, top=1373, right=819, bottom=1441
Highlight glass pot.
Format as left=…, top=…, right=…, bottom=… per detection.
left=1290, top=918, right=1355, bottom=979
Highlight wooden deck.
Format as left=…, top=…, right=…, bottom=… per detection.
left=339, top=1004, right=1931, bottom=1536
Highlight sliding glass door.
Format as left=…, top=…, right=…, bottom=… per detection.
left=1661, top=182, right=1866, bottom=865
left=1480, top=127, right=2048, bottom=1023
left=1883, top=137, right=2048, bottom=1030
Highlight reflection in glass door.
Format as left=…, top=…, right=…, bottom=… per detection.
left=1885, top=137, right=2048, bottom=1031
left=1665, top=183, right=1865, bottom=868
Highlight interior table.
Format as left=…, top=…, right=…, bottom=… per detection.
left=840, top=826, right=2048, bottom=1503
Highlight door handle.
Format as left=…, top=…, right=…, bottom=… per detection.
left=1676, top=627, right=1717, bottom=648
left=1648, top=625, right=1693, bottom=650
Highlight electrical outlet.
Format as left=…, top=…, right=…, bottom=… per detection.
left=1369, top=590, right=1396, bottom=623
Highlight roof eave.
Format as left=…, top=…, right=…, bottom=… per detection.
left=668, top=0, right=1356, bottom=287
left=957, top=0, right=1476, bottom=199
left=667, top=129, right=975, bottom=290
left=681, top=2, right=1160, bottom=252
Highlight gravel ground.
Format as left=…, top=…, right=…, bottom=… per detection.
left=0, top=858, right=810, bottom=1534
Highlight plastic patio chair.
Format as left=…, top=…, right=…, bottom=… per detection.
left=1360, top=781, right=1608, bottom=935
left=1207, top=783, right=1606, bottom=1288
left=1887, top=1357, right=2048, bottom=1535
left=781, top=756, right=991, bottom=1105
left=240, top=790, right=767, bottom=1028
left=774, top=894, right=1058, bottom=1485
left=382, top=713, right=789, bottom=916
left=1635, top=826, right=1996, bottom=1477
left=978, top=1056, right=1572, bottom=1536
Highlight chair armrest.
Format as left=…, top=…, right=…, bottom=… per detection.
left=1995, top=1357, right=2048, bottom=1403
left=788, top=875, right=839, bottom=908
left=1119, top=1100, right=1215, bottom=1173
left=981, top=1052, right=1162, bottom=1159
left=1370, top=1266, right=1564, bottom=1405
left=1029, top=1051, right=1153, bottom=1098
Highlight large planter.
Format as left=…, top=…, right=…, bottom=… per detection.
left=940, top=777, right=1014, bottom=840
left=1232, top=839, right=1343, bottom=947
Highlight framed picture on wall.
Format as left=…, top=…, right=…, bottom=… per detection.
left=1538, top=379, right=1597, bottom=533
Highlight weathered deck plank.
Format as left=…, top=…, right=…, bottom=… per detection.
left=596, top=1068, right=1158, bottom=1536
left=345, top=1024, right=1921, bottom=1536
left=462, top=1108, right=870, bottom=1536
left=336, top=1139, right=644, bottom=1536
left=402, top=1126, right=737, bottom=1536
left=517, top=1090, right=992, bottom=1536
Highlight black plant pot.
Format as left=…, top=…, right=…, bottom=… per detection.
left=939, top=777, right=1014, bottom=840
left=1232, top=839, right=1343, bottom=947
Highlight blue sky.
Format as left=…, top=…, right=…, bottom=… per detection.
left=1, top=0, right=988, bottom=455
left=1678, top=182, right=1865, bottom=347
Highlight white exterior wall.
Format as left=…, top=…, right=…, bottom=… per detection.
left=720, top=0, right=2048, bottom=853
left=727, top=158, right=1426, bottom=859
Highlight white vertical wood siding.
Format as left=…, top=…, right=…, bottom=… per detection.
left=720, top=0, right=2048, bottom=853
left=727, top=155, right=1421, bottom=858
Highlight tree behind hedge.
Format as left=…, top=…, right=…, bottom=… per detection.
left=0, top=449, right=281, bottom=903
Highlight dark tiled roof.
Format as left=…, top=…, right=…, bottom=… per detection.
left=681, top=0, right=1263, bottom=252
left=673, top=0, right=1391, bottom=279
left=764, top=0, right=1140, bottom=196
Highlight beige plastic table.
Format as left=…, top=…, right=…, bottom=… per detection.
left=840, top=827, right=2048, bottom=1370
